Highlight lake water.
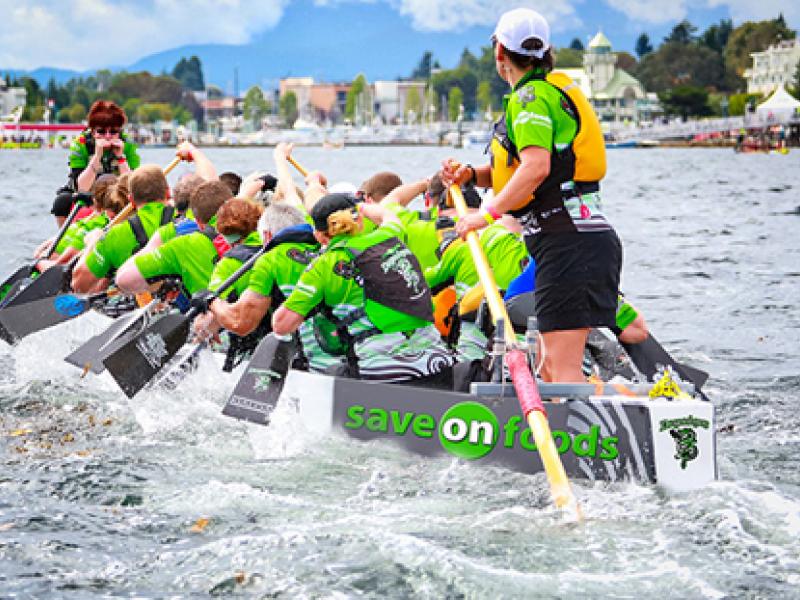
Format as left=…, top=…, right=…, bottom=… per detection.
left=1, top=145, right=799, bottom=597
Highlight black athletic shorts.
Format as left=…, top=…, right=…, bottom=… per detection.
left=51, top=188, right=74, bottom=217
left=525, top=229, right=622, bottom=333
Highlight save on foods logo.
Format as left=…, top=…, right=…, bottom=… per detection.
left=659, top=415, right=710, bottom=469
left=345, top=401, right=619, bottom=461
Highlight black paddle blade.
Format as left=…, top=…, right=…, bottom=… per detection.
left=222, top=334, right=297, bottom=425
left=0, top=264, right=34, bottom=304
left=622, top=334, right=709, bottom=392
left=103, top=312, right=191, bottom=398
left=1, top=265, right=69, bottom=309
left=65, top=306, right=152, bottom=374
left=0, top=292, right=97, bottom=344
left=149, top=342, right=205, bottom=391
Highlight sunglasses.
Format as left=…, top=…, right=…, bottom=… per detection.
left=94, top=127, right=120, bottom=135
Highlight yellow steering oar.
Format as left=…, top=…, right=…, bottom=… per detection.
left=449, top=183, right=580, bottom=517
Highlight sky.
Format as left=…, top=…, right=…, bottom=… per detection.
left=1, top=0, right=797, bottom=90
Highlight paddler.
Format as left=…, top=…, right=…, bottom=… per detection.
left=272, top=193, right=456, bottom=386
left=71, top=165, right=177, bottom=293
left=114, top=180, right=232, bottom=296
left=426, top=216, right=528, bottom=361
left=191, top=202, right=336, bottom=372
left=51, top=100, right=140, bottom=226
left=34, top=174, right=119, bottom=271
left=443, top=8, right=623, bottom=383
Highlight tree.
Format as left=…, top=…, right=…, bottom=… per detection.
left=616, top=51, right=637, bottom=73
left=665, top=20, right=697, bottom=44
left=476, top=81, right=493, bottom=115
left=555, top=47, right=583, bottom=68
left=122, top=98, right=141, bottom=122
left=727, top=92, right=763, bottom=116
left=66, top=103, right=87, bottom=123
left=636, top=42, right=729, bottom=92
left=243, top=85, right=270, bottom=127
left=699, top=19, right=733, bottom=54
left=658, top=85, right=711, bottom=118
left=448, top=86, right=464, bottom=122
left=412, top=51, right=434, bottom=79
left=172, top=56, right=205, bottom=91
left=724, top=18, right=796, bottom=77
left=569, top=37, right=584, bottom=51
left=792, top=61, right=800, bottom=99
left=345, top=73, right=368, bottom=121
left=405, top=87, right=421, bottom=122
left=138, top=102, right=173, bottom=123
left=635, top=33, right=653, bottom=58
left=279, top=91, right=298, bottom=127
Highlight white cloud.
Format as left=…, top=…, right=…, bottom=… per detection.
left=706, top=0, right=799, bottom=25
left=0, top=0, right=289, bottom=70
left=392, top=0, right=582, bottom=32
left=603, top=0, right=688, bottom=24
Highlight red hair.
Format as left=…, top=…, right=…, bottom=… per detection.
left=87, top=100, right=127, bottom=128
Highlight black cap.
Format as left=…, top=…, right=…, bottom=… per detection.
left=310, top=192, right=357, bottom=231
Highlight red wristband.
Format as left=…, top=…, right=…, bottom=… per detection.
left=486, top=205, right=502, bottom=221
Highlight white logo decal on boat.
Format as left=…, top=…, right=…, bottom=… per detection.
left=136, top=332, right=168, bottom=369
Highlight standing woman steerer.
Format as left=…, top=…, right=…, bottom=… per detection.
left=51, top=100, right=141, bottom=226
left=444, top=8, right=622, bottom=383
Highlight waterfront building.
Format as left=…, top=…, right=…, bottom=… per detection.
left=554, top=32, right=658, bottom=124
left=279, top=77, right=427, bottom=125
left=745, top=39, right=800, bottom=95
left=373, top=80, right=427, bottom=123
left=0, top=78, right=27, bottom=121
left=279, top=77, right=350, bottom=123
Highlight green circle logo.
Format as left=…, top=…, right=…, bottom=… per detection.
left=438, top=401, right=499, bottom=460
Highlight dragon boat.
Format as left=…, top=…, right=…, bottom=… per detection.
left=222, top=337, right=716, bottom=494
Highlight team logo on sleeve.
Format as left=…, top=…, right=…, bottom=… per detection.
left=517, top=86, right=536, bottom=105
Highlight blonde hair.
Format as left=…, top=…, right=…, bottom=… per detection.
left=327, top=209, right=361, bottom=237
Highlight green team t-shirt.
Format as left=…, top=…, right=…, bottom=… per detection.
left=283, top=221, right=429, bottom=336
left=85, top=202, right=172, bottom=279
left=504, top=70, right=577, bottom=154
left=425, top=224, right=528, bottom=299
left=207, top=232, right=264, bottom=299
left=246, top=240, right=319, bottom=301
left=56, top=212, right=109, bottom=253
left=134, top=229, right=218, bottom=295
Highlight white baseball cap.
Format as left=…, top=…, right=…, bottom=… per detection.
left=493, top=8, right=550, bottom=58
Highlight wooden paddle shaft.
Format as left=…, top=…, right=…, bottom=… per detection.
left=449, top=183, right=579, bottom=513
left=287, top=156, right=308, bottom=177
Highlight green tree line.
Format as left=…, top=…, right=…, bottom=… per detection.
left=4, top=55, right=206, bottom=125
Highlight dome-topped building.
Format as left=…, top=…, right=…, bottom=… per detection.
left=555, top=31, right=656, bottom=124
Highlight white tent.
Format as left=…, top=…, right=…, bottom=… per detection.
left=756, top=84, right=800, bottom=123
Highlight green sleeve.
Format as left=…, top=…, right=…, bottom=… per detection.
left=246, top=253, right=278, bottom=298
left=85, top=234, right=114, bottom=278
left=68, top=138, right=89, bottom=169
left=124, top=141, right=140, bottom=170
left=383, top=202, right=418, bottom=227
left=134, top=244, right=181, bottom=282
left=282, top=258, right=327, bottom=318
left=507, top=83, right=554, bottom=152
left=56, top=223, right=82, bottom=254
left=424, top=243, right=460, bottom=291
left=209, top=257, right=246, bottom=299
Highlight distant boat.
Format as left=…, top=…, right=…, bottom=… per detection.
left=605, top=139, right=637, bottom=149
left=463, top=129, right=492, bottom=148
